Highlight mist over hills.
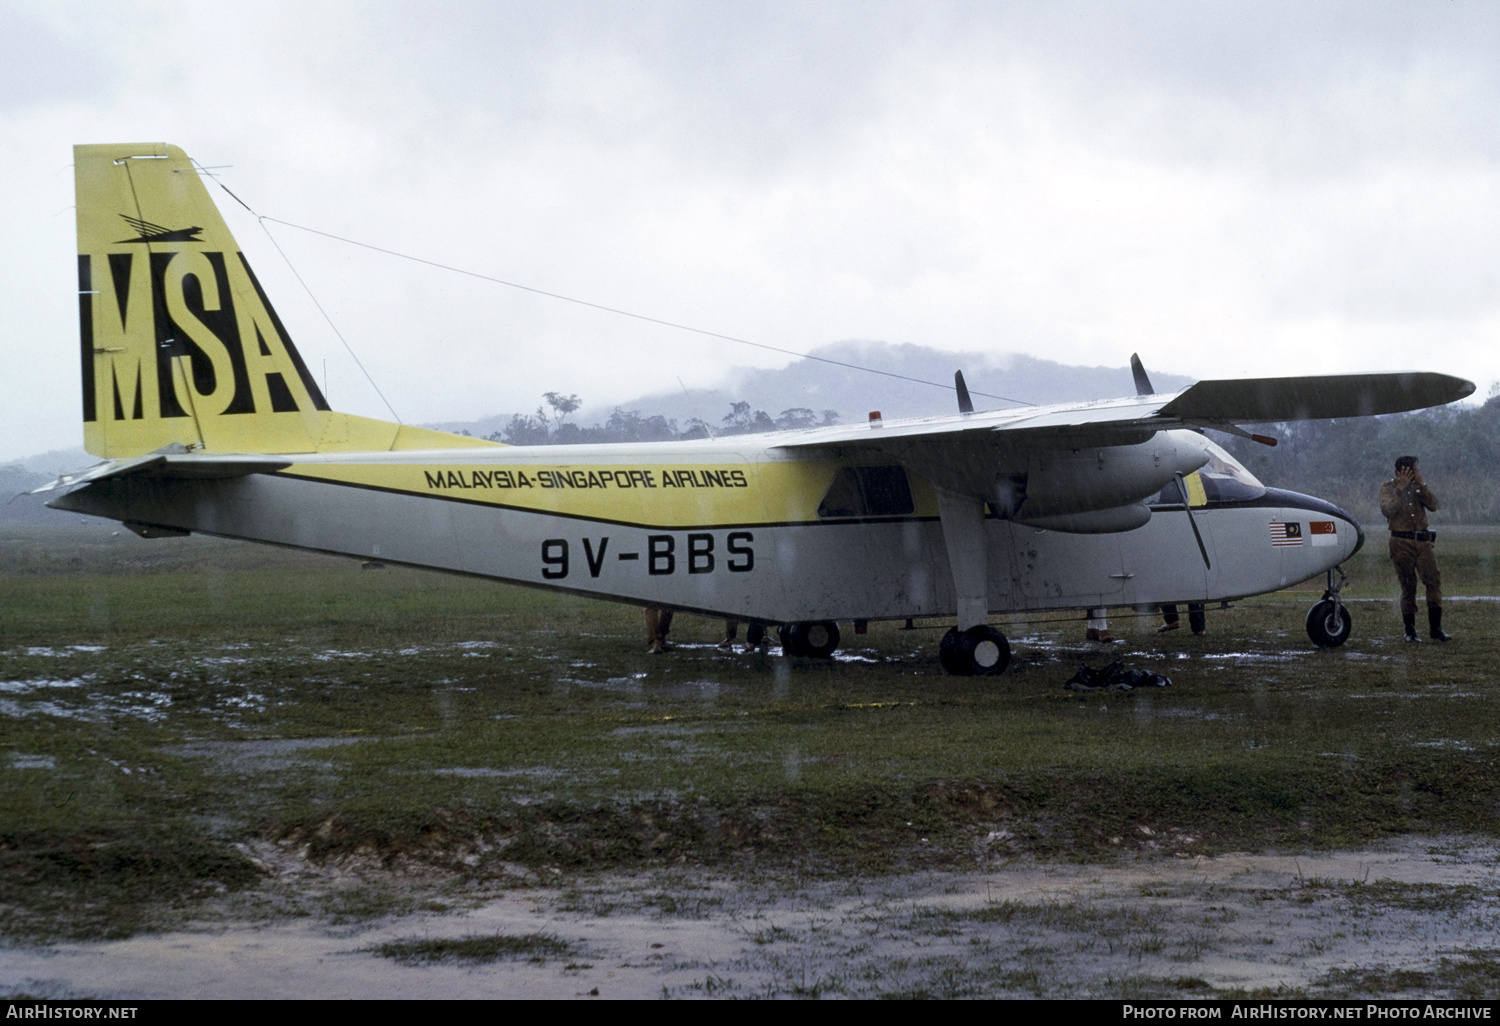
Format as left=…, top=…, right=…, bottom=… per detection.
left=0, top=447, right=94, bottom=525
left=424, top=341, right=1195, bottom=437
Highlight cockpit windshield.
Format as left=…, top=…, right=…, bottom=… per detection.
left=1151, top=440, right=1267, bottom=507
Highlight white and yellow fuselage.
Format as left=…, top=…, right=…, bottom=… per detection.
left=50, top=142, right=1376, bottom=634
left=52, top=434, right=1363, bottom=624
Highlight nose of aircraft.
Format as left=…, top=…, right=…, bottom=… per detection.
left=1261, top=486, right=1363, bottom=562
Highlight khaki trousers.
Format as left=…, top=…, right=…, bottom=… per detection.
left=644, top=607, right=674, bottom=644
left=1389, top=538, right=1442, bottom=616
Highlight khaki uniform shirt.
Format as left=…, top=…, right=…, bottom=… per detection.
left=1378, top=479, right=1438, bottom=533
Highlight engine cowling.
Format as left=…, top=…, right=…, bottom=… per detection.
left=1014, top=502, right=1153, bottom=534
left=996, top=430, right=1209, bottom=520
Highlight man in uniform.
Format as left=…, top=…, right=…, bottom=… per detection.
left=1379, top=455, right=1450, bottom=642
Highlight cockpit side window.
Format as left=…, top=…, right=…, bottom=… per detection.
left=1148, top=442, right=1267, bottom=507
left=817, top=466, right=915, bottom=518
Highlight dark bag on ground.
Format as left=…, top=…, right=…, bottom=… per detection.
left=1064, top=660, right=1171, bottom=692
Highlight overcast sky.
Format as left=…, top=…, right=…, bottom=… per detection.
left=3, top=0, right=1498, bottom=461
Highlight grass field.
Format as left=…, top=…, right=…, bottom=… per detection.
left=3, top=521, right=1499, bottom=947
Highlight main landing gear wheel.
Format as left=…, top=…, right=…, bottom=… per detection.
left=1306, top=599, right=1352, bottom=648
left=781, top=620, right=841, bottom=658
left=939, top=625, right=1011, bottom=676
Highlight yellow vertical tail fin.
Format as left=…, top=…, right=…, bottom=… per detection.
left=74, top=142, right=496, bottom=457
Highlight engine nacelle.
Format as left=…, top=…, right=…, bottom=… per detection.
left=997, top=430, right=1209, bottom=520
left=1015, top=502, right=1152, bottom=534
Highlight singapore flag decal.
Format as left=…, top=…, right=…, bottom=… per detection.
left=1308, top=520, right=1338, bottom=547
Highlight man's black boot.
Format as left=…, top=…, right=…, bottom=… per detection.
left=1403, top=613, right=1421, bottom=642
left=1429, top=607, right=1452, bottom=642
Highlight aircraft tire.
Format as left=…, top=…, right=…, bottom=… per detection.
left=776, top=624, right=801, bottom=656
left=783, top=621, right=840, bottom=658
left=1306, top=600, right=1352, bottom=648
left=939, top=627, right=966, bottom=674
left=938, top=625, right=1011, bottom=675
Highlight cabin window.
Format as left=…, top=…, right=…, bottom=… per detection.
left=817, top=466, right=915, bottom=518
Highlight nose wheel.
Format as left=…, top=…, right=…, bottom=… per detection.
left=1306, top=566, right=1353, bottom=648
left=939, top=624, right=1011, bottom=676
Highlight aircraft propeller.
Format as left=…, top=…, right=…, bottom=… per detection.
left=1175, top=471, right=1213, bottom=570
left=1130, top=353, right=1155, bottom=396
left=954, top=370, right=974, bottom=415
left=1136, top=356, right=1214, bottom=569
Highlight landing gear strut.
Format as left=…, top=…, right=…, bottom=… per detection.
left=939, top=624, right=1011, bottom=676
left=1306, top=565, right=1353, bottom=648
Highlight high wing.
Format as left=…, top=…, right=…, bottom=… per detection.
left=775, top=371, right=1476, bottom=453
left=773, top=370, right=1475, bottom=532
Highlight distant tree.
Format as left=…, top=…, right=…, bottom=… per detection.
left=681, top=418, right=713, bottom=440
left=497, top=411, right=549, bottom=445
left=475, top=398, right=839, bottom=447
left=776, top=407, right=817, bottom=430
left=721, top=402, right=776, bottom=435
left=543, top=392, right=581, bottom=431
left=603, top=408, right=681, bottom=443
left=722, top=401, right=753, bottom=431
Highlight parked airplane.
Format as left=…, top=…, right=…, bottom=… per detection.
left=40, top=143, right=1476, bottom=674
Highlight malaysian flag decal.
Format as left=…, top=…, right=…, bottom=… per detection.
left=1309, top=520, right=1338, bottom=547
left=1270, top=522, right=1304, bottom=546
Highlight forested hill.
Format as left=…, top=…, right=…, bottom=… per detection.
left=1219, top=394, right=1500, bottom=526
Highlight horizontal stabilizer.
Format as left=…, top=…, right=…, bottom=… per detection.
left=1156, top=372, right=1475, bottom=422
left=34, top=453, right=290, bottom=494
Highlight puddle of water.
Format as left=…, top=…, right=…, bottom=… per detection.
left=1199, top=651, right=1309, bottom=662
left=0, top=678, right=87, bottom=694
left=12, top=646, right=108, bottom=657
left=1345, top=596, right=1500, bottom=602
left=7, top=836, right=1499, bottom=999
left=1149, top=708, right=1234, bottom=720
left=164, top=737, right=369, bottom=772
left=117, top=691, right=172, bottom=721
left=1349, top=693, right=1483, bottom=700
left=0, top=689, right=171, bottom=724
left=428, top=766, right=572, bottom=779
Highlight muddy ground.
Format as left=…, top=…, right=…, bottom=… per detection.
left=6, top=837, right=1500, bottom=999
left=4, top=524, right=1500, bottom=998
